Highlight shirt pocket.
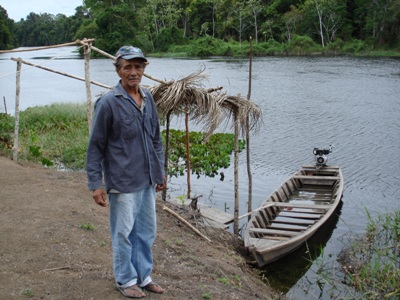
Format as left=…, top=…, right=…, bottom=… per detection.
left=120, top=116, right=139, bottom=139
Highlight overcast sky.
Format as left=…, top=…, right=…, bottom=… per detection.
left=1, top=0, right=83, bottom=21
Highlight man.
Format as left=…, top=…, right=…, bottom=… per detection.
left=86, top=46, right=166, bottom=298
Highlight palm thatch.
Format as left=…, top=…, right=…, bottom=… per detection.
left=149, top=68, right=263, bottom=137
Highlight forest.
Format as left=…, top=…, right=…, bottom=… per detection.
left=1, top=0, right=399, bottom=56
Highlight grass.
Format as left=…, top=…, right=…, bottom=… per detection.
left=20, top=288, right=34, bottom=297
left=308, top=209, right=400, bottom=299
left=79, top=223, right=96, bottom=231
left=338, top=209, right=400, bottom=299
left=5, top=102, right=89, bottom=170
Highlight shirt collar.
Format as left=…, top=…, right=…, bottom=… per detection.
left=114, top=81, right=147, bottom=112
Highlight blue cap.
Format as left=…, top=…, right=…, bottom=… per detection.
left=115, top=46, right=147, bottom=62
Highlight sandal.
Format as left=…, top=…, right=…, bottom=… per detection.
left=142, top=282, right=165, bottom=294
left=116, top=284, right=146, bottom=298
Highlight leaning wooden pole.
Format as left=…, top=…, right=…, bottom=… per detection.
left=83, top=41, right=93, bottom=132
left=185, top=101, right=191, bottom=200
left=233, top=110, right=239, bottom=235
left=10, top=57, right=111, bottom=89
left=13, top=59, right=22, bottom=161
left=162, top=206, right=211, bottom=242
left=247, top=37, right=253, bottom=220
left=162, top=111, right=172, bottom=201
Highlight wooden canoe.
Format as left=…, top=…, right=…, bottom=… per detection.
left=243, top=164, right=344, bottom=267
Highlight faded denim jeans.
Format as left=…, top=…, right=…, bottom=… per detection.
left=109, top=185, right=156, bottom=288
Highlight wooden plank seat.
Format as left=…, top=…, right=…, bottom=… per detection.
left=293, top=175, right=340, bottom=180
left=271, top=202, right=331, bottom=210
left=249, top=228, right=301, bottom=237
left=260, top=235, right=289, bottom=241
left=278, top=210, right=324, bottom=216
left=273, top=217, right=316, bottom=226
left=268, top=223, right=308, bottom=231
left=279, top=212, right=322, bottom=219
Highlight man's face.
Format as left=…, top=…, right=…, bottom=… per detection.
left=117, top=58, right=145, bottom=90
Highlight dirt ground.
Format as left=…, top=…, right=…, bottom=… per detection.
left=0, top=156, right=281, bottom=300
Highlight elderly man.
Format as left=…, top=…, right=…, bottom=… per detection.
left=86, top=46, right=166, bottom=298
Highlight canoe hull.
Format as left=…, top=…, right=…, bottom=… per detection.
left=244, top=165, right=343, bottom=267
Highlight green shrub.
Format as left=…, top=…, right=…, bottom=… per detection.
left=188, top=36, right=226, bottom=57
left=284, top=35, right=320, bottom=55
left=262, top=39, right=284, bottom=55
left=0, top=113, right=14, bottom=150
left=342, top=39, right=367, bottom=54
left=326, top=38, right=345, bottom=52
left=18, top=103, right=88, bottom=168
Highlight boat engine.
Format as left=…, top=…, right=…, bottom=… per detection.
left=313, top=145, right=334, bottom=166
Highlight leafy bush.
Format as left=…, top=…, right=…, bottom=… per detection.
left=326, top=38, right=345, bottom=52
left=188, top=36, right=227, bottom=57
left=166, top=129, right=245, bottom=177
left=18, top=103, right=88, bottom=168
left=262, top=39, right=284, bottom=55
left=342, top=39, right=367, bottom=54
left=0, top=113, right=14, bottom=150
left=284, top=35, right=320, bottom=55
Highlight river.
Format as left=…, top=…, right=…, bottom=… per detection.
left=1, top=47, right=399, bottom=299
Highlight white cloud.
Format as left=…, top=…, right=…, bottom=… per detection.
left=0, top=0, right=83, bottom=21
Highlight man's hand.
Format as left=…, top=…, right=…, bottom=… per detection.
left=92, top=189, right=107, bottom=207
left=156, top=176, right=166, bottom=192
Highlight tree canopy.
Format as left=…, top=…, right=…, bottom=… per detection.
left=0, top=0, right=399, bottom=53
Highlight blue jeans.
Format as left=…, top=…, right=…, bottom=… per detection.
left=109, top=185, right=156, bottom=288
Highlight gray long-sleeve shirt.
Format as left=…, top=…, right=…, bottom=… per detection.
left=86, top=81, right=164, bottom=193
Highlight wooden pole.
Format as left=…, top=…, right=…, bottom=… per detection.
left=10, top=57, right=112, bottom=89
left=162, top=111, right=172, bottom=201
left=0, top=39, right=95, bottom=54
left=13, top=59, right=22, bottom=161
left=185, top=101, right=191, bottom=200
left=162, top=206, right=211, bottom=242
left=84, top=41, right=93, bottom=132
left=237, top=203, right=276, bottom=220
left=233, top=110, right=239, bottom=235
left=246, top=37, right=253, bottom=221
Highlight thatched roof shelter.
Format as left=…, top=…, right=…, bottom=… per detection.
left=148, top=68, right=263, bottom=138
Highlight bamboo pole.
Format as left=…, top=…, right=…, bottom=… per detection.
left=162, top=206, right=211, bottom=242
left=13, top=59, right=22, bottom=161
left=84, top=42, right=93, bottom=132
left=237, top=203, right=276, bottom=220
left=81, top=43, right=115, bottom=60
left=0, top=39, right=95, bottom=54
left=10, top=57, right=112, bottom=89
left=246, top=37, right=253, bottom=221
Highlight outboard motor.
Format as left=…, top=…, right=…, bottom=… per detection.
left=313, top=145, right=334, bottom=167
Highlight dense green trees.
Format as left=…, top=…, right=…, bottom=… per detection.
left=0, top=0, right=399, bottom=53
left=0, top=6, right=16, bottom=49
